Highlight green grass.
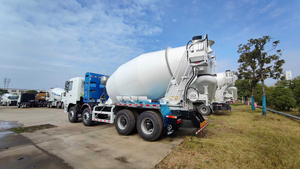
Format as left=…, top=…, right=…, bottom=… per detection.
left=10, top=124, right=57, bottom=133
left=156, top=104, right=300, bottom=169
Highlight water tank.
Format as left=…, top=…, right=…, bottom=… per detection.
left=227, top=87, right=238, bottom=100
left=49, top=88, right=64, bottom=101
left=190, top=75, right=217, bottom=103
left=106, top=46, right=186, bottom=103
left=215, top=72, right=226, bottom=88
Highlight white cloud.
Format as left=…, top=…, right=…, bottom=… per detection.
left=260, top=1, right=276, bottom=13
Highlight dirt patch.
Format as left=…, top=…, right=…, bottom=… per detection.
left=10, top=124, right=57, bottom=133
left=196, top=129, right=214, bottom=138
left=115, top=156, right=129, bottom=163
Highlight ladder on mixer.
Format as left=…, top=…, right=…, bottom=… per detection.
left=164, top=50, right=195, bottom=104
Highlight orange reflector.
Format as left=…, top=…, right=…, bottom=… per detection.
left=166, top=115, right=176, bottom=119
left=200, top=120, right=207, bottom=128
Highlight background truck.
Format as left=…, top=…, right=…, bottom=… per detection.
left=46, top=88, right=65, bottom=109
left=35, top=91, right=47, bottom=107
left=17, top=93, right=36, bottom=108
left=212, top=70, right=238, bottom=112
left=1, top=94, right=18, bottom=106
left=64, top=34, right=217, bottom=141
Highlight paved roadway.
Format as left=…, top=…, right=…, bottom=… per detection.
left=0, top=106, right=195, bottom=169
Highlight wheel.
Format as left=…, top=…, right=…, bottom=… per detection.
left=82, top=108, right=93, bottom=126
left=18, top=104, right=21, bottom=108
left=137, top=111, right=163, bottom=141
left=68, top=106, right=78, bottom=123
left=197, top=104, right=211, bottom=116
left=61, top=103, right=64, bottom=109
left=57, top=103, right=60, bottom=109
left=114, top=109, right=136, bottom=135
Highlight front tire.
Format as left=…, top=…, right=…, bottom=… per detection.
left=82, top=108, right=93, bottom=126
left=137, top=111, right=163, bottom=141
left=68, top=106, right=78, bottom=123
left=197, top=104, right=211, bottom=116
left=115, top=109, right=136, bottom=135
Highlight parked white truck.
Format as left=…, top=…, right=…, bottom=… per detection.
left=64, top=35, right=218, bottom=141
left=46, top=88, right=65, bottom=109
left=1, top=94, right=19, bottom=106
left=211, top=70, right=238, bottom=112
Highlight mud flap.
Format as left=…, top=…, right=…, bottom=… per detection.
left=212, top=103, right=231, bottom=111
left=174, top=110, right=209, bottom=135
left=165, top=114, right=182, bottom=135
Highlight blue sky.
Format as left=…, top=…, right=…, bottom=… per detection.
left=0, top=0, right=299, bottom=90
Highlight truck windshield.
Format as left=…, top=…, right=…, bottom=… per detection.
left=8, top=96, right=19, bottom=99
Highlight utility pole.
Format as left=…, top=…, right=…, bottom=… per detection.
left=3, top=78, right=10, bottom=90
left=7, top=79, right=10, bottom=90
left=3, top=78, right=6, bottom=89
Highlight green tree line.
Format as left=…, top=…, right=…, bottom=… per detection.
left=236, top=76, right=300, bottom=112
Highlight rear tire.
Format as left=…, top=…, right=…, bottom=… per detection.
left=82, top=108, right=93, bottom=126
left=57, top=103, right=60, bottom=109
left=115, top=109, right=136, bottom=135
left=137, top=111, right=163, bottom=141
left=61, top=103, right=64, bottom=109
left=197, top=104, right=211, bottom=116
left=68, top=106, right=78, bottom=123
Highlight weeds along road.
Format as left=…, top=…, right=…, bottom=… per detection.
left=0, top=106, right=195, bottom=169
left=157, top=103, right=300, bottom=169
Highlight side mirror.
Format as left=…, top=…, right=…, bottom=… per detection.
left=65, top=81, right=69, bottom=92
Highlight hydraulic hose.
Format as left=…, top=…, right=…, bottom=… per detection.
left=183, top=67, right=198, bottom=103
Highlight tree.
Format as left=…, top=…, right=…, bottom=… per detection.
left=272, top=86, right=296, bottom=111
left=26, top=90, right=38, bottom=95
left=253, top=83, right=273, bottom=106
left=237, top=36, right=285, bottom=115
left=291, top=76, right=300, bottom=106
left=0, top=88, right=8, bottom=95
left=235, top=79, right=251, bottom=103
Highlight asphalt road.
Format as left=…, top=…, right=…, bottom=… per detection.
left=0, top=106, right=196, bottom=169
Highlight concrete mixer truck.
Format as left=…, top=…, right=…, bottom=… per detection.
left=64, top=34, right=218, bottom=141
left=212, top=70, right=238, bottom=112
left=46, top=88, right=65, bottom=109
left=1, top=93, right=19, bottom=106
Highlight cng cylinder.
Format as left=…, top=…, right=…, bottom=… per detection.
left=49, top=88, right=64, bottom=101
left=106, top=46, right=186, bottom=103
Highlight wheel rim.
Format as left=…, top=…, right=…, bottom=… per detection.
left=69, top=110, right=74, bottom=120
left=117, top=115, right=127, bottom=130
left=201, top=106, right=208, bottom=113
left=83, top=112, right=89, bottom=123
left=141, top=118, right=154, bottom=135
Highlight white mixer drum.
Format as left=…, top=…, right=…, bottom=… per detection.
left=49, top=88, right=64, bottom=101
left=106, top=46, right=186, bottom=103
